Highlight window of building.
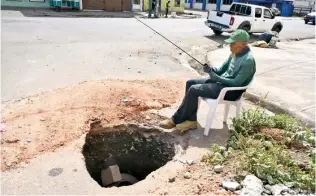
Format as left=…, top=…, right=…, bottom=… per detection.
left=264, top=9, right=273, bottom=19
left=196, top=0, right=203, bottom=3
left=255, top=8, right=262, bottom=18
left=175, top=0, right=180, bottom=7
left=208, top=0, right=216, bottom=4
left=223, top=0, right=233, bottom=5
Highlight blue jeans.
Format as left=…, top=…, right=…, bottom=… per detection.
left=171, top=78, right=243, bottom=124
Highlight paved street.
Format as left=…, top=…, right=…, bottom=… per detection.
left=1, top=12, right=315, bottom=102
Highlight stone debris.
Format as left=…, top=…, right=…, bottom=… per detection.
left=0, top=123, right=6, bottom=132
left=240, top=175, right=264, bottom=196
left=168, top=177, right=175, bottom=183
left=5, top=139, right=20, bottom=143
left=214, top=165, right=224, bottom=173
left=263, top=188, right=272, bottom=195
left=101, top=165, right=122, bottom=187
left=184, top=172, right=192, bottom=179
left=221, top=180, right=241, bottom=191
left=186, top=160, right=194, bottom=166
left=267, top=184, right=289, bottom=196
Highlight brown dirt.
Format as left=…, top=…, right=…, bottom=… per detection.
left=1, top=79, right=187, bottom=171
left=261, top=128, right=285, bottom=141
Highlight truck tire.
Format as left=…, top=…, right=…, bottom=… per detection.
left=213, top=29, right=223, bottom=35
left=271, top=22, right=283, bottom=33
left=240, top=25, right=250, bottom=32
left=237, top=21, right=251, bottom=32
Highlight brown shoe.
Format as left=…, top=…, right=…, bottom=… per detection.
left=159, top=119, right=176, bottom=129
left=175, top=121, right=197, bottom=133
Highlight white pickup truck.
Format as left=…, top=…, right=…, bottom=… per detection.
left=205, top=3, right=283, bottom=35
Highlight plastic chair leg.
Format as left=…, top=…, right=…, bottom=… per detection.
left=236, top=101, right=242, bottom=118
left=223, top=104, right=230, bottom=123
left=204, top=105, right=217, bottom=136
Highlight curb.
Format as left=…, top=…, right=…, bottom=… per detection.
left=244, top=92, right=315, bottom=129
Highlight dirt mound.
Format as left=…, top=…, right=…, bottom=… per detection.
left=1, top=79, right=186, bottom=171
left=261, top=128, right=284, bottom=141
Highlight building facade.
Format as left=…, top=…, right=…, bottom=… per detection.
left=1, top=0, right=184, bottom=12
left=185, top=0, right=233, bottom=11
left=1, top=0, right=50, bottom=8
left=294, top=0, right=315, bottom=8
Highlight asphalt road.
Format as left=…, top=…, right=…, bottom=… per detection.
left=1, top=13, right=315, bottom=102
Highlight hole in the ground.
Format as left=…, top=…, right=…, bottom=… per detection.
left=82, top=123, right=183, bottom=187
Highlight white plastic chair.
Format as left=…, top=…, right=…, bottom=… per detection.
left=202, top=79, right=253, bottom=136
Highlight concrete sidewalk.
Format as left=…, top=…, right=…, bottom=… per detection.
left=1, top=98, right=256, bottom=195
left=207, top=39, right=315, bottom=126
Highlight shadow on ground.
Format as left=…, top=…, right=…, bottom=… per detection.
left=2, top=7, right=142, bottom=18
left=188, top=123, right=230, bottom=149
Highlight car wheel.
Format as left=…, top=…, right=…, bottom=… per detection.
left=305, top=20, right=308, bottom=24
left=213, top=30, right=223, bottom=35
left=239, top=25, right=250, bottom=32
left=272, top=26, right=282, bottom=33
left=313, top=21, right=315, bottom=25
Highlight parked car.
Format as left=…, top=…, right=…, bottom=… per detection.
left=270, top=7, right=281, bottom=16
left=205, top=3, right=283, bottom=35
left=304, top=12, right=316, bottom=25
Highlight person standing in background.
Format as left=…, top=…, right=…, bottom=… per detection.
left=152, top=0, right=156, bottom=17
left=165, top=1, right=170, bottom=18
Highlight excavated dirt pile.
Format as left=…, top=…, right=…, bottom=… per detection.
left=1, top=79, right=186, bottom=171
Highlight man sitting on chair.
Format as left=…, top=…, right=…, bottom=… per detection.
left=159, top=29, right=256, bottom=132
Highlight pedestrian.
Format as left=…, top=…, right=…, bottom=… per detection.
left=166, top=0, right=170, bottom=18
left=152, top=0, right=156, bottom=14
left=159, top=30, right=256, bottom=132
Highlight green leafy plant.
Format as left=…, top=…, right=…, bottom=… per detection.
left=203, top=107, right=315, bottom=191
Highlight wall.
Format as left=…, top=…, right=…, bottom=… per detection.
left=1, top=0, right=50, bottom=8
left=206, top=3, right=216, bottom=10
left=193, top=2, right=203, bottom=9
left=294, top=0, right=315, bottom=7
left=144, top=0, right=149, bottom=10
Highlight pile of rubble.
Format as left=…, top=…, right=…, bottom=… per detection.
left=219, top=175, right=314, bottom=196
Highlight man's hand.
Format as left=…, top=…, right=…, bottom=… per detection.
left=210, top=71, right=220, bottom=80
left=203, top=63, right=212, bottom=73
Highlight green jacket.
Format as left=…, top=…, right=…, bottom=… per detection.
left=211, top=47, right=256, bottom=87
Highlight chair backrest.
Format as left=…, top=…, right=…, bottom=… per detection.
left=217, top=77, right=254, bottom=103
